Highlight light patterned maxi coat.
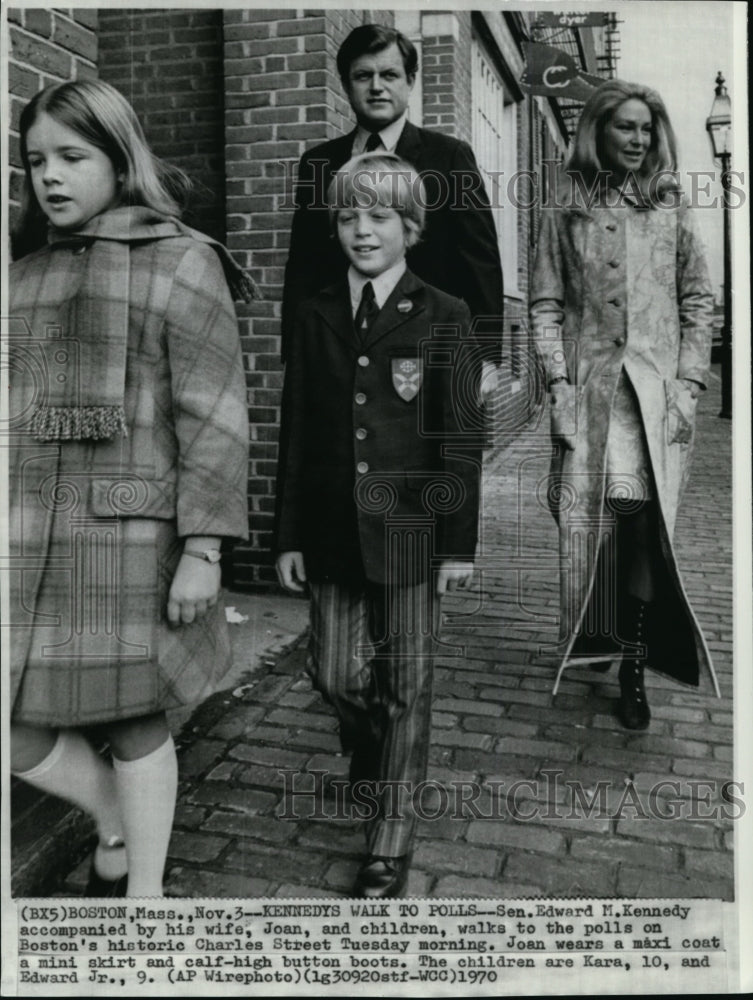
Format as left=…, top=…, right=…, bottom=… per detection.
left=530, top=192, right=716, bottom=689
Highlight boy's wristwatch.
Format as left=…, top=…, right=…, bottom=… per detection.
left=183, top=548, right=222, bottom=564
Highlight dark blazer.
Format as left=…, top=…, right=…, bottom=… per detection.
left=281, top=122, right=504, bottom=363
left=275, top=269, right=482, bottom=585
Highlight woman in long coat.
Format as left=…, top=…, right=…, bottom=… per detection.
left=531, top=80, right=719, bottom=729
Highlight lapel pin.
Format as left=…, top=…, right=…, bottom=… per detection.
left=396, top=299, right=413, bottom=313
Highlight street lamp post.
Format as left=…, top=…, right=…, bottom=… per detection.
left=706, top=71, right=732, bottom=420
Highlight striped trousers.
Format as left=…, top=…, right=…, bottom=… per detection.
left=308, top=579, right=440, bottom=858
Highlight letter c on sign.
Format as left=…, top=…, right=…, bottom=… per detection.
left=543, top=65, right=570, bottom=88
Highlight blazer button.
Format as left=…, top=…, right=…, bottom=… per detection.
left=606, top=223, right=617, bottom=231
left=356, top=461, right=369, bottom=474
left=608, top=260, right=619, bottom=268
left=355, top=392, right=367, bottom=405
left=355, top=428, right=367, bottom=440
left=614, top=336, right=625, bottom=346
left=358, top=355, right=370, bottom=367
left=608, top=297, right=623, bottom=307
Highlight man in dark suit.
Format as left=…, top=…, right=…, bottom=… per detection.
left=281, top=24, right=504, bottom=371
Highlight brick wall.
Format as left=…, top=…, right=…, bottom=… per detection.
left=7, top=7, right=98, bottom=239
left=223, top=8, right=393, bottom=588
left=420, top=13, right=472, bottom=143
left=421, top=33, right=457, bottom=136
left=454, top=14, right=474, bottom=147
left=97, top=8, right=226, bottom=243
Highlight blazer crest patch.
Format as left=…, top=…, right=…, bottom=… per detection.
left=391, top=357, right=423, bottom=401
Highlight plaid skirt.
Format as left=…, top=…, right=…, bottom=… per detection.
left=12, top=516, right=233, bottom=727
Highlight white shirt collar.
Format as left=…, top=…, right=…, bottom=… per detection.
left=352, top=113, right=408, bottom=155
left=348, top=259, right=407, bottom=316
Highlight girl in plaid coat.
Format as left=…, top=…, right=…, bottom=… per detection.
left=8, top=80, right=253, bottom=896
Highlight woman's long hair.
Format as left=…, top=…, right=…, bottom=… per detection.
left=562, top=79, right=680, bottom=210
left=13, top=79, right=191, bottom=258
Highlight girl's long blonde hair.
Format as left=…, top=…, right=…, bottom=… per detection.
left=14, top=79, right=191, bottom=257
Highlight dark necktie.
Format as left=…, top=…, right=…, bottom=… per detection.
left=354, top=281, right=378, bottom=342
left=364, top=132, right=382, bottom=153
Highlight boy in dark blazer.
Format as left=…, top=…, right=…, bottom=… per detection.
left=281, top=24, right=504, bottom=369
left=275, top=153, right=481, bottom=898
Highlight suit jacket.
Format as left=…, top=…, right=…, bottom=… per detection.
left=281, top=121, right=504, bottom=364
left=275, top=269, right=481, bottom=585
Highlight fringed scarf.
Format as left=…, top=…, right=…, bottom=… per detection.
left=31, top=206, right=259, bottom=443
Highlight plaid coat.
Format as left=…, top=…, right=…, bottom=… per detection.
left=531, top=198, right=715, bottom=687
left=9, top=223, right=249, bottom=725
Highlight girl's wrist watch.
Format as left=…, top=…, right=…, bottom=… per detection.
left=184, top=548, right=222, bottom=564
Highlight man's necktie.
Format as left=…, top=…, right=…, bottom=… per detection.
left=354, top=281, right=378, bottom=342
left=364, top=132, right=382, bottom=153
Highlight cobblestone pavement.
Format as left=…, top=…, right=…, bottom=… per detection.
left=62, top=370, right=734, bottom=900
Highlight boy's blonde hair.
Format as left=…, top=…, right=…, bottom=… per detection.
left=328, top=152, right=426, bottom=248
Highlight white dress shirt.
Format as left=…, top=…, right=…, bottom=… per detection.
left=351, top=113, right=408, bottom=156
left=348, top=259, right=407, bottom=318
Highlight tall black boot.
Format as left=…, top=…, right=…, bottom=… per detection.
left=618, top=598, right=651, bottom=730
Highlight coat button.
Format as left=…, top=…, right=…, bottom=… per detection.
left=356, top=461, right=369, bottom=474
left=608, top=260, right=619, bottom=268
left=355, top=393, right=367, bottom=405
left=614, top=336, right=625, bottom=346
left=358, top=355, right=370, bottom=367
left=355, top=428, right=367, bottom=440
left=606, top=223, right=617, bottom=231
left=608, top=297, right=623, bottom=307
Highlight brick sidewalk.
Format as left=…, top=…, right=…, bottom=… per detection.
left=63, top=370, right=733, bottom=900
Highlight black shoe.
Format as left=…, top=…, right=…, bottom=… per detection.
left=349, top=748, right=380, bottom=786
left=84, top=860, right=128, bottom=898
left=84, top=838, right=128, bottom=897
left=353, top=853, right=412, bottom=899
left=589, top=660, right=613, bottom=673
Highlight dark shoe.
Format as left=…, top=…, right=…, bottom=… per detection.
left=349, top=748, right=380, bottom=786
left=353, top=853, right=412, bottom=899
left=589, top=660, right=613, bottom=673
left=85, top=860, right=128, bottom=898
left=85, top=868, right=128, bottom=898
left=84, top=838, right=128, bottom=897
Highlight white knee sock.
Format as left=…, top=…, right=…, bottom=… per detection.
left=14, top=730, right=127, bottom=880
left=113, top=736, right=178, bottom=897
